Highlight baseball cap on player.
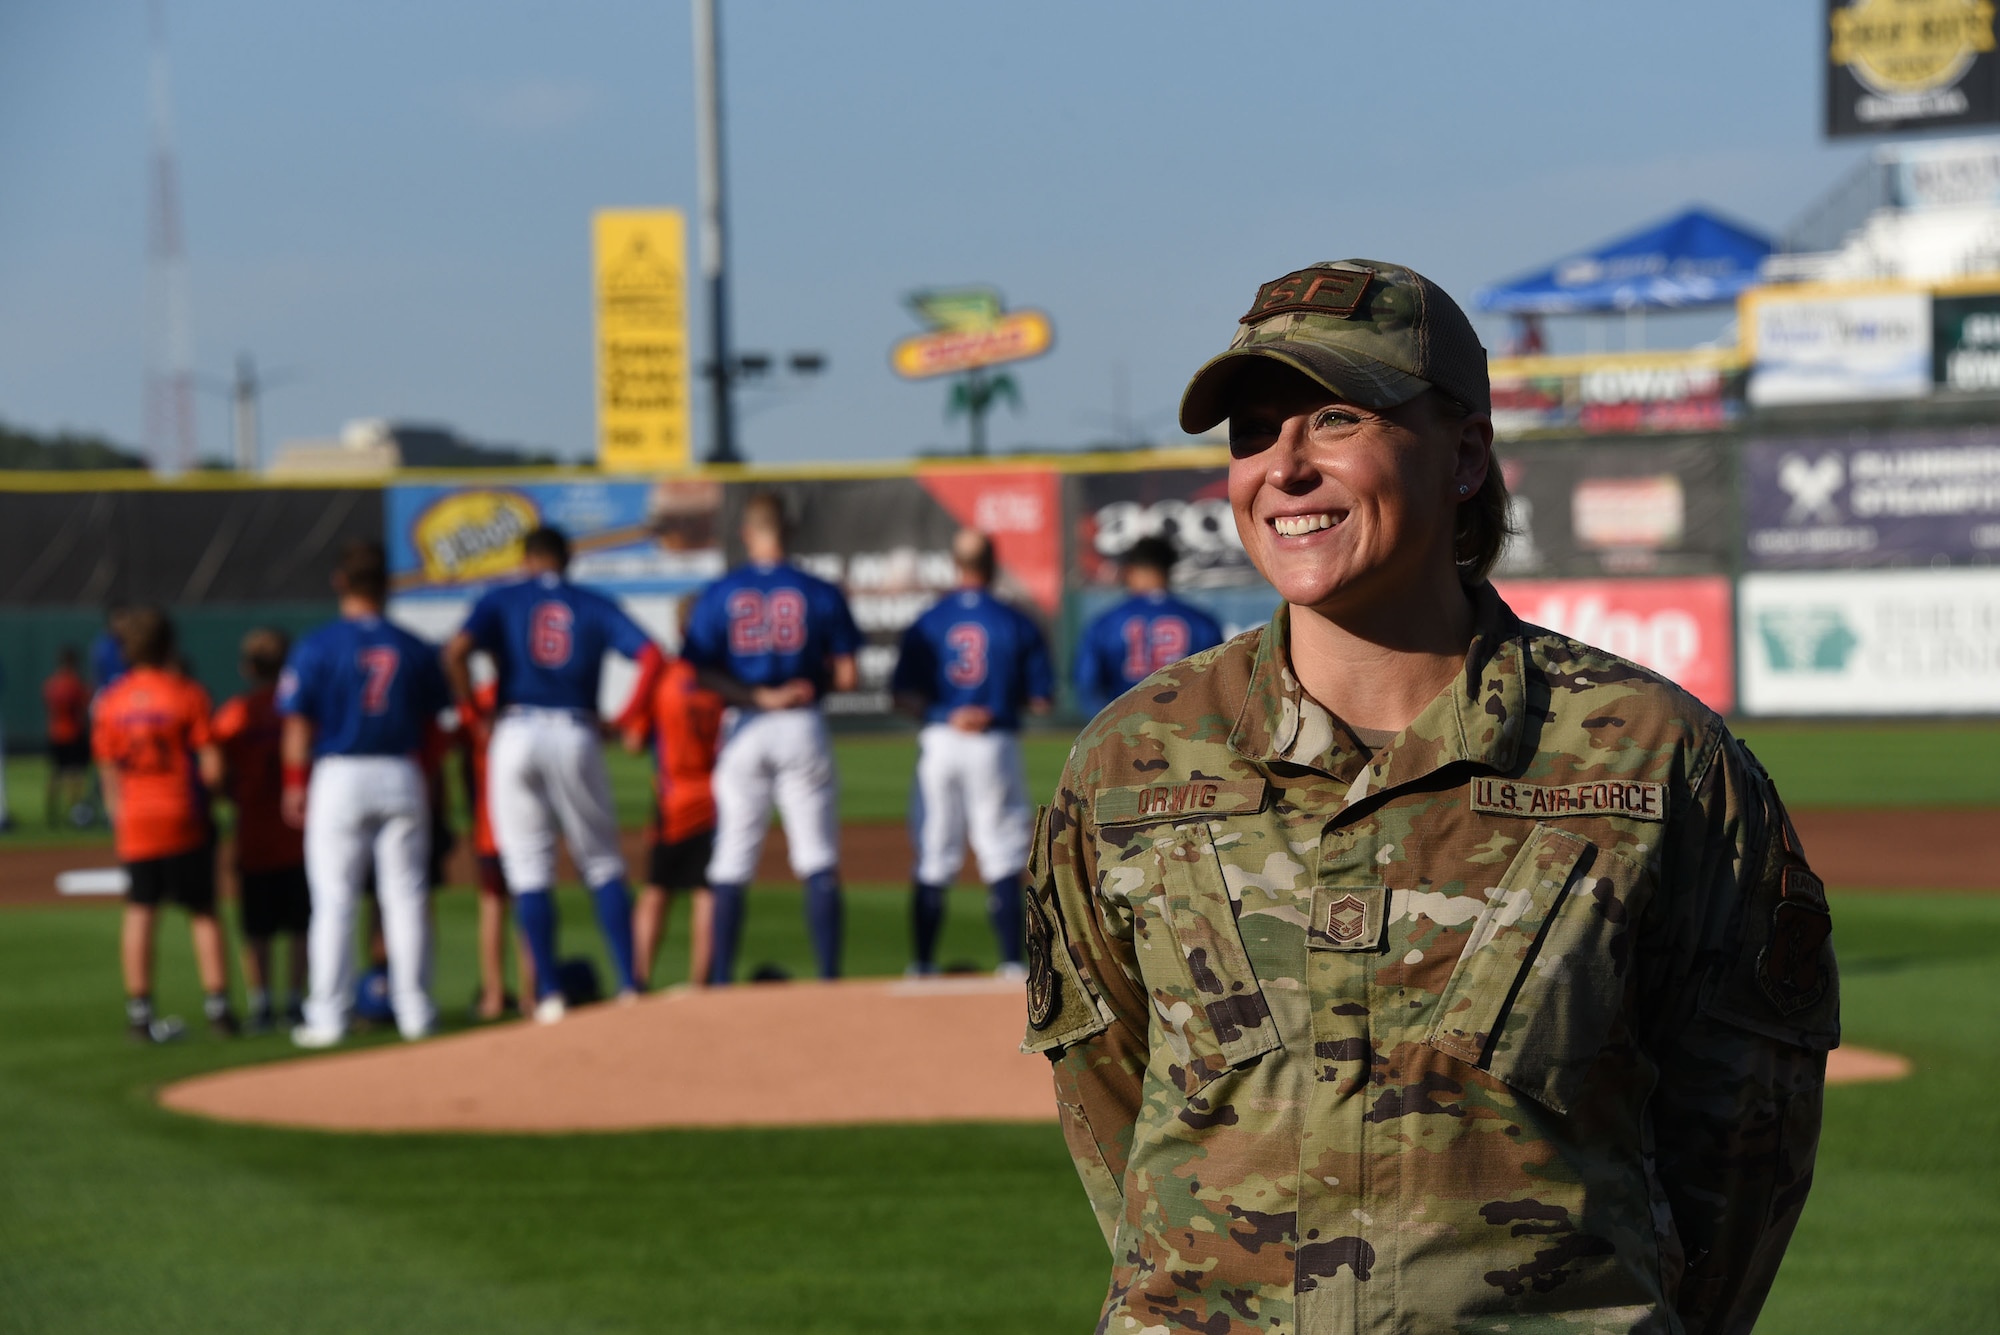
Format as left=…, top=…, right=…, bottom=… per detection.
left=1177, top=259, right=1490, bottom=434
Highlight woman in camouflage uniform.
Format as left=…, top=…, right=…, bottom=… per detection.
left=1024, top=259, right=1837, bottom=1335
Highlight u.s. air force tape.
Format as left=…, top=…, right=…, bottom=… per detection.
left=1468, top=776, right=1666, bottom=822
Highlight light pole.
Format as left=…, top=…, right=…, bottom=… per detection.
left=692, top=0, right=738, bottom=464
left=195, top=352, right=296, bottom=472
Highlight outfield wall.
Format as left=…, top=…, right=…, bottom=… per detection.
left=4, top=429, right=2000, bottom=743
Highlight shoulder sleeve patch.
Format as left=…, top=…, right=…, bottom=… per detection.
left=1095, top=778, right=1267, bottom=826
left=1706, top=769, right=1840, bottom=1050
left=1020, top=803, right=1115, bottom=1055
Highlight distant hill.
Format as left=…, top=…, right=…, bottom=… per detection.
left=0, top=421, right=147, bottom=470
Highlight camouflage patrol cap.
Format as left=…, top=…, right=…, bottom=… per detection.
left=1178, top=259, right=1490, bottom=433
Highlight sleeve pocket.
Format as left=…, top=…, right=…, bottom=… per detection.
left=1054, top=1096, right=1125, bottom=1250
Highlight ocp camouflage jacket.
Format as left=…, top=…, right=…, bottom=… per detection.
left=1023, top=585, right=1837, bottom=1335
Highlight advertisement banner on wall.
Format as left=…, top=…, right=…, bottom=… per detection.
left=1494, top=576, right=1735, bottom=713
left=1893, top=137, right=2000, bottom=208
left=1491, top=437, right=1732, bottom=580
left=1825, top=0, right=2000, bottom=138
left=717, top=469, right=1062, bottom=712
left=1489, top=354, right=1747, bottom=439
left=1739, top=569, right=2000, bottom=714
left=1746, top=288, right=1932, bottom=405
left=1932, top=290, right=2000, bottom=389
left=1743, top=429, right=2000, bottom=567
left=385, top=478, right=723, bottom=709
left=1067, top=468, right=1259, bottom=588
left=387, top=479, right=723, bottom=600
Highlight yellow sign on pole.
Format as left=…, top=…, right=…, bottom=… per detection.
left=593, top=209, right=691, bottom=473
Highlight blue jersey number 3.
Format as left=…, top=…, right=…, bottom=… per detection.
left=944, top=622, right=988, bottom=688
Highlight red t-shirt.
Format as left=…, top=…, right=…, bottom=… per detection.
left=617, top=657, right=723, bottom=844
left=92, top=668, right=214, bottom=863
left=460, top=682, right=499, bottom=859
left=212, top=686, right=305, bottom=874
left=43, top=667, right=88, bottom=745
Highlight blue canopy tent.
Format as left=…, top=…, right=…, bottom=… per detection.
left=1473, top=207, right=1773, bottom=314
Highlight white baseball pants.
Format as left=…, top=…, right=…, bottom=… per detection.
left=303, top=754, right=434, bottom=1039
left=706, top=707, right=839, bottom=885
left=488, top=709, right=626, bottom=891
left=909, top=724, right=1032, bottom=885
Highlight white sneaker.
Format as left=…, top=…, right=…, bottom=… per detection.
left=533, top=994, right=567, bottom=1025
left=996, top=961, right=1029, bottom=982
left=290, top=1024, right=344, bottom=1049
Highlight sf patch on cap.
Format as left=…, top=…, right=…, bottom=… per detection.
left=1241, top=267, right=1374, bottom=322
left=1178, top=257, right=1491, bottom=434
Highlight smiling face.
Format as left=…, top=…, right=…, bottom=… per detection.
left=1225, top=360, right=1491, bottom=621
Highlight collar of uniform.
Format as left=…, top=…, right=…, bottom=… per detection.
left=1228, top=603, right=1369, bottom=779
left=1228, top=583, right=1526, bottom=791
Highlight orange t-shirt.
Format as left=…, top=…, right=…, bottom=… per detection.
left=43, top=667, right=89, bottom=745
left=212, top=686, right=305, bottom=874
left=460, top=682, right=499, bottom=859
left=92, top=667, right=214, bottom=863
left=617, top=657, right=723, bottom=844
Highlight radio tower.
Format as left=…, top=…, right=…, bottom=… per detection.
left=144, top=0, right=197, bottom=474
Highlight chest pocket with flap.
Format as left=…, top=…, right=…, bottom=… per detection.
left=1136, top=825, right=1285, bottom=1096
left=1426, top=822, right=1647, bottom=1115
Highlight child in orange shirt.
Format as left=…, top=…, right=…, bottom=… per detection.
left=42, top=645, right=93, bottom=828
left=617, top=622, right=725, bottom=988
left=92, top=608, right=236, bottom=1041
left=211, top=629, right=309, bottom=1034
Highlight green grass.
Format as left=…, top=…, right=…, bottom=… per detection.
left=10, top=723, right=1998, bottom=857
left=0, top=884, right=1110, bottom=1333
left=1756, top=892, right=2000, bottom=1332
left=4, top=723, right=1995, bottom=1330
left=0, top=882, right=1995, bottom=1331
left=0, top=734, right=1080, bottom=851
left=1733, top=721, right=2000, bottom=808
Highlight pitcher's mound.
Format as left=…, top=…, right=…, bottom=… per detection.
left=160, top=977, right=1054, bottom=1134
left=159, top=979, right=1912, bottom=1135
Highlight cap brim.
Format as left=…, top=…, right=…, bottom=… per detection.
left=1178, top=343, right=1431, bottom=435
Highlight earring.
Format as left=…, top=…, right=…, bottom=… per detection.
left=1457, top=484, right=1470, bottom=495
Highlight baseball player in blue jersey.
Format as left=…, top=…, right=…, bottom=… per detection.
left=279, top=540, right=451, bottom=1047
left=891, top=530, right=1053, bottom=976
left=443, top=525, right=660, bottom=1023
left=682, top=491, right=862, bottom=984
left=1073, top=535, right=1225, bottom=715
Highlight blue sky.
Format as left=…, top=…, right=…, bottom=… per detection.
left=0, top=1, right=1864, bottom=466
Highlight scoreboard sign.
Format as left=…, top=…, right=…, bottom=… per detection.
left=1827, top=0, right=2000, bottom=137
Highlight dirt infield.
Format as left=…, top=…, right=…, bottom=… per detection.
left=159, top=978, right=1910, bottom=1134
left=161, top=977, right=1051, bottom=1132
left=8, top=808, right=1999, bottom=909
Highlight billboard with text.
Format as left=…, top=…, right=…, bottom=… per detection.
left=1744, top=429, right=2000, bottom=567
left=1068, top=468, right=1257, bottom=589
left=1740, top=569, right=2000, bottom=714
left=1495, top=576, right=1735, bottom=713
left=1826, top=0, right=2000, bottom=137
left=1492, top=437, right=1732, bottom=580
left=1746, top=288, right=1932, bottom=405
